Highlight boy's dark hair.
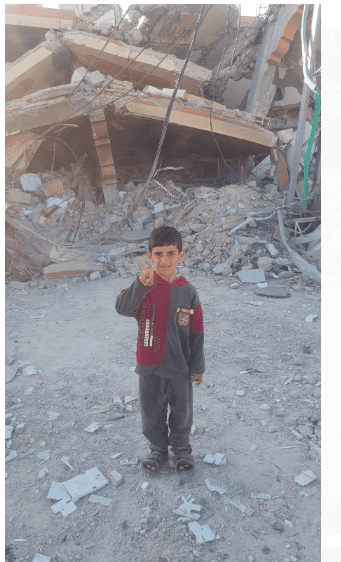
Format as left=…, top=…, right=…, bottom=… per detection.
left=148, top=226, right=182, bottom=253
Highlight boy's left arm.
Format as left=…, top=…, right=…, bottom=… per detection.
left=188, top=292, right=205, bottom=385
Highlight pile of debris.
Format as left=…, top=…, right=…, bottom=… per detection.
left=5, top=3, right=321, bottom=285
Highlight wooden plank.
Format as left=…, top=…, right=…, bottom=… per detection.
left=43, top=261, right=104, bottom=279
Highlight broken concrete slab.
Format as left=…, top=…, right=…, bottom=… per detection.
left=205, top=478, right=227, bottom=495
left=43, top=261, right=104, bottom=279
left=254, top=287, right=291, bottom=298
left=119, top=231, right=150, bottom=243
left=63, top=30, right=212, bottom=95
left=203, top=453, right=225, bottom=466
left=223, top=496, right=255, bottom=516
left=51, top=496, right=77, bottom=517
left=32, top=555, right=51, bottom=562
left=188, top=521, right=215, bottom=544
left=294, top=470, right=317, bottom=486
left=88, top=494, right=112, bottom=506
left=236, top=269, right=266, bottom=283
left=6, top=189, right=32, bottom=205
left=5, top=36, right=72, bottom=102
left=84, top=422, right=101, bottom=433
left=63, top=467, right=108, bottom=502
left=47, top=482, right=70, bottom=501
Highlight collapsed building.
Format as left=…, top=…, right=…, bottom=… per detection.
left=5, top=4, right=321, bottom=284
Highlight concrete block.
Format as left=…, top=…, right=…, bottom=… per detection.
left=42, top=179, right=64, bottom=198
left=87, top=70, right=106, bottom=87
left=236, top=269, right=266, bottom=283
left=43, top=261, right=104, bottom=279
left=6, top=189, right=32, bottom=205
left=63, top=467, right=108, bottom=502
left=257, top=256, right=273, bottom=272
left=265, top=243, right=279, bottom=257
left=277, top=128, right=293, bottom=144
left=8, top=281, right=28, bottom=289
left=20, top=173, right=42, bottom=192
left=212, top=260, right=232, bottom=275
left=71, top=66, right=87, bottom=83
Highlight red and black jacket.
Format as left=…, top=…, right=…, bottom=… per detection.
left=115, top=272, right=205, bottom=379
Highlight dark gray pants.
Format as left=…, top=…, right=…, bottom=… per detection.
left=139, top=374, right=193, bottom=453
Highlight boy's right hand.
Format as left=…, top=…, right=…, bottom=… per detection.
left=139, top=257, right=157, bottom=287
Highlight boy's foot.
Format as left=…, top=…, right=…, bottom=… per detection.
left=141, top=450, right=168, bottom=474
left=174, top=448, right=195, bottom=473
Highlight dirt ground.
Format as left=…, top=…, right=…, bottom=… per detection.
left=5, top=270, right=321, bottom=562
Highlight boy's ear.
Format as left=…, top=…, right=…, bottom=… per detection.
left=178, top=250, right=185, bottom=262
left=146, top=252, right=154, bottom=264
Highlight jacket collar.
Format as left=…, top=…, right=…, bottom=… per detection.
left=154, top=272, right=189, bottom=287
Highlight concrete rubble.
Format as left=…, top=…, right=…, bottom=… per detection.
left=5, top=4, right=321, bottom=285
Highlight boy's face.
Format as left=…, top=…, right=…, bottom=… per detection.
left=147, top=245, right=185, bottom=280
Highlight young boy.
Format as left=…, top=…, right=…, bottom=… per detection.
left=115, top=226, right=205, bottom=474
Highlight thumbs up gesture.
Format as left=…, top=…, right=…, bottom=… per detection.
left=139, top=257, right=157, bottom=287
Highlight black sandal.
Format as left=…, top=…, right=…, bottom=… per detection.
left=141, top=449, right=168, bottom=474
left=174, top=447, right=195, bottom=474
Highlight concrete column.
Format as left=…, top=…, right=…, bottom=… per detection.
left=286, top=5, right=320, bottom=204
left=245, top=17, right=277, bottom=116
left=89, top=108, right=119, bottom=205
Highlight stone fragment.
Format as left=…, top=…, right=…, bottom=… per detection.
left=110, top=470, right=123, bottom=486
left=47, top=482, right=70, bottom=501
left=236, top=390, right=245, bottom=396
left=190, top=223, right=206, bottom=233
left=257, top=256, right=273, bottom=272
left=273, top=225, right=290, bottom=241
left=84, top=422, right=101, bottom=432
left=90, top=271, right=101, bottom=281
left=294, top=470, right=317, bottom=486
left=265, top=242, right=279, bottom=257
left=155, top=216, right=164, bottom=228
left=87, top=70, right=106, bottom=87
left=38, top=466, right=48, bottom=479
left=195, top=243, right=204, bottom=252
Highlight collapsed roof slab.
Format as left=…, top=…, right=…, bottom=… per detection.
left=5, top=81, right=277, bottom=161
left=5, top=38, right=72, bottom=102
left=5, top=4, right=75, bottom=30
left=63, top=30, right=212, bottom=95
